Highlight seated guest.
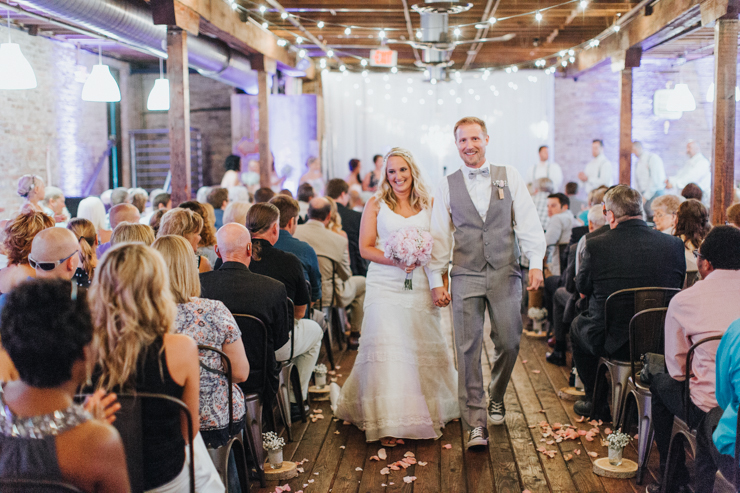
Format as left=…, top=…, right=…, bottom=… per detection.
left=726, top=203, right=740, bottom=228
left=296, top=183, right=314, bottom=224
left=67, top=218, right=98, bottom=287
left=127, top=188, right=148, bottom=214
left=675, top=199, right=710, bottom=285
left=110, top=222, right=155, bottom=246
left=279, top=189, right=293, bottom=198
left=295, top=197, right=366, bottom=349
left=648, top=226, right=740, bottom=493
left=152, top=235, right=249, bottom=448
left=140, top=192, right=171, bottom=226
left=207, top=187, right=229, bottom=229
left=546, top=205, right=607, bottom=366
left=228, top=185, right=250, bottom=203
left=651, top=194, right=682, bottom=234
left=29, top=228, right=80, bottom=282
left=544, top=192, right=579, bottom=276
left=532, top=177, right=554, bottom=230
left=199, top=223, right=290, bottom=402
left=109, top=187, right=129, bottom=207
left=0, top=211, right=54, bottom=297
left=254, top=187, right=275, bottom=204
left=77, top=196, right=112, bottom=245
left=681, top=182, right=703, bottom=202
left=326, top=197, right=347, bottom=239
left=149, top=209, right=166, bottom=236
left=578, top=185, right=608, bottom=225
left=245, top=203, right=323, bottom=409
left=158, top=208, right=212, bottom=273
left=96, top=203, right=140, bottom=258
left=571, top=185, right=685, bottom=417
left=565, top=181, right=585, bottom=215
left=180, top=201, right=219, bottom=267
left=349, top=189, right=365, bottom=212
left=223, top=201, right=251, bottom=226
left=42, top=186, right=70, bottom=225
left=326, top=178, right=368, bottom=277
left=91, top=243, right=223, bottom=492
left=0, top=279, right=129, bottom=491
left=270, top=195, right=322, bottom=306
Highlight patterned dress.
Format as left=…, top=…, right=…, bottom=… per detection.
left=176, top=297, right=246, bottom=448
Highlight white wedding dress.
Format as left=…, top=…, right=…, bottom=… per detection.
left=334, top=201, right=460, bottom=441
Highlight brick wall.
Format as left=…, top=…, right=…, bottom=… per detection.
left=127, top=72, right=234, bottom=187
left=554, top=55, right=740, bottom=198
left=0, top=29, right=131, bottom=218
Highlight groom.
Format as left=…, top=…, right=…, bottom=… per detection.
left=430, top=116, right=546, bottom=450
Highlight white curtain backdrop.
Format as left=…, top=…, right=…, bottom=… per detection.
left=322, top=69, right=555, bottom=190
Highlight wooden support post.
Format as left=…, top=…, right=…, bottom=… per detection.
left=618, top=68, right=633, bottom=186
left=257, top=70, right=271, bottom=189
left=711, top=16, right=739, bottom=225
left=167, top=27, right=191, bottom=206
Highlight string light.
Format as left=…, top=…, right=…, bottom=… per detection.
left=319, top=58, right=326, bottom=68
left=262, top=22, right=268, bottom=29
left=326, top=49, right=334, bottom=57
left=339, top=64, right=346, bottom=72
left=511, top=66, right=518, bottom=72
left=489, top=16, right=497, bottom=24
left=568, top=49, right=575, bottom=56
left=613, top=25, right=621, bottom=32
left=360, top=59, right=368, bottom=66
left=259, top=5, right=266, bottom=13
left=298, top=49, right=306, bottom=58
left=453, top=27, right=462, bottom=36
left=589, top=39, right=600, bottom=47
left=391, top=66, right=398, bottom=73
left=431, top=78, right=437, bottom=84
left=475, top=23, right=487, bottom=29
left=295, top=36, right=303, bottom=44
left=416, top=30, right=422, bottom=39
left=280, top=12, right=288, bottom=19
left=559, top=50, right=567, bottom=57
left=317, top=21, right=324, bottom=29
left=580, top=0, right=588, bottom=8
left=277, top=39, right=287, bottom=47
left=378, top=30, right=386, bottom=39
left=535, top=11, right=543, bottom=21
left=569, top=56, right=575, bottom=63
left=344, top=27, right=351, bottom=35
left=561, top=60, right=568, bottom=67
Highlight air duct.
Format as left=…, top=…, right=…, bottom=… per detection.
left=17, top=0, right=259, bottom=93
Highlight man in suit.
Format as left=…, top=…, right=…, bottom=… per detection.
left=199, top=223, right=290, bottom=400
left=571, top=185, right=686, bottom=417
left=295, top=197, right=366, bottom=349
left=325, top=178, right=368, bottom=277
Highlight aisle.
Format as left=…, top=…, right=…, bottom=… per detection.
left=253, top=321, right=665, bottom=492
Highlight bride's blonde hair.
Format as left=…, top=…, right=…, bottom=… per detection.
left=375, top=147, right=432, bottom=212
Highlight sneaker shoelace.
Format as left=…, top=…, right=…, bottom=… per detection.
left=488, top=400, right=504, bottom=415
left=470, top=427, right=485, bottom=440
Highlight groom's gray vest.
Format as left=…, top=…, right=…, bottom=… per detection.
left=447, top=165, right=519, bottom=272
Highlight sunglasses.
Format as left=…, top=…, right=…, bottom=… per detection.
left=28, top=250, right=78, bottom=271
left=692, top=249, right=704, bottom=260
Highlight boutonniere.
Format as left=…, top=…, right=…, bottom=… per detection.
left=494, top=180, right=507, bottom=199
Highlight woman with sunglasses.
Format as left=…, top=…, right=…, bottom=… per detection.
left=0, top=211, right=54, bottom=296
left=67, top=218, right=98, bottom=287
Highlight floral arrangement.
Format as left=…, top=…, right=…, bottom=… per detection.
left=527, top=307, right=548, bottom=322
left=314, top=363, right=328, bottom=375
left=262, top=431, right=285, bottom=452
left=606, top=429, right=632, bottom=449
left=384, top=226, right=434, bottom=290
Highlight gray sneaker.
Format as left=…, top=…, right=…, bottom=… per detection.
left=466, top=426, right=489, bottom=450
left=488, top=399, right=506, bottom=425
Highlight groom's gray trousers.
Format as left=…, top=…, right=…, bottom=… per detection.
left=450, top=261, right=523, bottom=431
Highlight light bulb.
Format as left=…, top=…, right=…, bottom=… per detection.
left=535, top=11, right=543, bottom=21
left=362, top=70, right=368, bottom=77
left=580, top=0, right=588, bottom=8
left=561, top=60, right=568, bottom=67
left=568, top=49, right=575, bottom=56
left=344, top=27, right=351, bottom=35
left=317, top=21, right=325, bottom=29
left=262, top=22, right=268, bottom=29
left=378, top=30, right=386, bottom=39
left=416, top=30, right=422, bottom=39
left=277, top=39, right=287, bottom=47
left=512, top=66, right=518, bottom=72
left=453, top=27, right=461, bottom=36
left=569, top=56, right=575, bottom=63
left=489, top=17, right=497, bottom=24
left=431, top=78, right=437, bottom=84
left=613, top=25, right=621, bottom=32
left=259, top=5, right=266, bottom=13
left=0, top=43, right=37, bottom=90
left=391, top=66, right=398, bottom=74
left=361, top=59, right=368, bottom=66
left=298, top=49, right=306, bottom=58
left=296, top=37, right=303, bottom=44
left=147, top=78, right=169, bottom=111
left=280, top=12, right=288, bottom=19
left=319, top=59, right=326, bottom=68
left=339, top=64, right=346, bottom=72
left=327, top=50, right=334, bottom=57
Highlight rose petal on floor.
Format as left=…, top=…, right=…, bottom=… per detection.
left=403, top=476, right=417, bottom=483
left=334, top=431, right=340, bottom=434
left=574, top=449, right=581, bottom=455
left=589, top=420, right=599, bottom=427
left=370, top=456, right=380, bottom=461
left=380, top=468, right=390, bottom=475
left=546, top=440, right=554, bottom=445
left=522, top=360, right=528, bottom=364
left=605, top=427, right=612, bottom=435
left=355, top=467, right=363, bottom=471
left=532, top=370, right=541, bottom=374
left=443, top=444, right=452, bottom=449
left=578, top=430, right=587, bottom=436
left=313, top=472, right=319, bottom=475
left=308, top=479, right=315, bottom=483
left=396, top=439, right=405, bottom=444
left=418, top=461, right=428, bottom=466
left=404, top=451, right=415, bottom=458
left=297, top=467, right=304, bottom=473
left=378, top=448, right=387, bottom=460
left=588, top=451, right=598, bottom=458
left=390, top=465, right=400, bottom=471
left=339, top=446, right=346, bottom=450
left=564, top=453, right=573, bottom=461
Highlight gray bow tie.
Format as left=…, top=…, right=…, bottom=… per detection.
left=468, top=167, right=490, bottom=180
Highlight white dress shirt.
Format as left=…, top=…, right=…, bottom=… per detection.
left=634, top=151, right=666, bottom=201
left=429, top=162, right=547, bottom=289
left=527, top=161, right=564, bottom=192
left=669, top=153, right=711, bottom=203
left=581, top=153, right=613, bottom=193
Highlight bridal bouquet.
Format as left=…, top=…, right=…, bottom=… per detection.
left=384, top=226, right=434, bottom=290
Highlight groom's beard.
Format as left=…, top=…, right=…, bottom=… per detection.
left=460, top=150, right=486, bottom=168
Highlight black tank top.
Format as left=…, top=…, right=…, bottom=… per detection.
left=135, top=337, right=186, bottom=490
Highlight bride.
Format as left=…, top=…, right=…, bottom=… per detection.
left=333, top=147, right=459, bottom=446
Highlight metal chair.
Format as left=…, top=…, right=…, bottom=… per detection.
left=112, top=393, right=196, bottom=493
left=619, top=307, right=668, bottom=484
left=316, top=254, right=348, bottom=350
left=275, top=299, right=307, bottom=443
left=661, top=335, right=723, bottom=493
left=307, top=278, right=335, bottom=370
left=231, top=313, right=270, bottom=488
left=197, top=345, right=250, bottom=493
left=591, top=287, right=680, bottom=425
left=0, top=479, right=84, bottom=492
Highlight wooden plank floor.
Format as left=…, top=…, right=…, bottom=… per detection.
left=252, top=310, right=668, bottom=493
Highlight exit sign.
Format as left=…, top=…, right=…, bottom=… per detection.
left=370, top=49, right=398, bottom=67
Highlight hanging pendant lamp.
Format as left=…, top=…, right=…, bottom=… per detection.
left=82, top=44, right=121, bottom=102
left=0, top=10, right=37, bottom=90
left=147, top=57, right=169, bottom=111
left=666, top=83, right=696, bottom=112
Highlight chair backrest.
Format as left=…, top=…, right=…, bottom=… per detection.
left=684, top=335, right=723, bottom=421
left=285, top=298, right=297, bottom=361
left=111, top=393, right=195, bottom=493
left=232, top=313, right=270, bottom=395
left=197, top=345, right=233, bottom=430
left=628, top=307, right=668, bottom=382
left=315, top=254, right=338, bottom=308
left=305, top=280, right=313, bottom=319
left=605, top=287, right=681, bottom=337
left=0, top=479, right=83, bottom=492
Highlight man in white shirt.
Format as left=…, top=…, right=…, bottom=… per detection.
left=666, top=140, right=711, bottom=204
left=430, top=116, right=546, bottom=451
left=578, top=139, right=613, bottom=194
left=545, top=193, right=580, bottom=276
left=527, top=145, right=563, bottom=192
left=632, top=141, right=666, bottom=202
